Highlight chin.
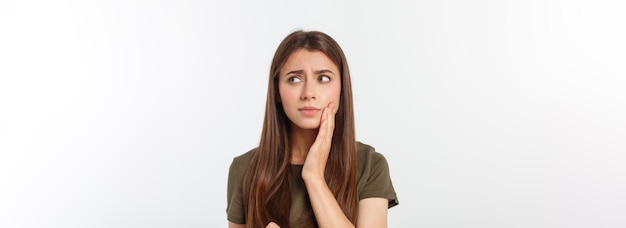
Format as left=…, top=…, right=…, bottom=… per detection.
left=293, top=121, right=321, bottom=130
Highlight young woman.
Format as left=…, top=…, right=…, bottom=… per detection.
left=226, top=30, right=398, bottom=228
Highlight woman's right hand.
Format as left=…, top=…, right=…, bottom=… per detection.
left=301, top=102, right=336, bottom=182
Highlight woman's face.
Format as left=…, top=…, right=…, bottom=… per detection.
left=278, top=48, right=341, bottom=130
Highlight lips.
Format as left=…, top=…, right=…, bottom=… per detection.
left=298, top=106, right=321, bottom=117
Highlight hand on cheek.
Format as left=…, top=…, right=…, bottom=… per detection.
left=302, top=102, right=336, bottom=181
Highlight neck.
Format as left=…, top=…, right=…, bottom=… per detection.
left=289, top=123, right=318, bottom=165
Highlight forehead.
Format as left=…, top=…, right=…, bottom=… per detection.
left=281, top=49, right=339, bottom=74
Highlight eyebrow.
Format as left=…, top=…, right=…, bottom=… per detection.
left=284, top=69, right=336, bottom=76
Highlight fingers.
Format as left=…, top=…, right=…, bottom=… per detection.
left=265, top=222, right=280, bottom=228
left=315, top=102, right=336, bottom=145
left=266, top=222, right=281, bottom=228
left=325, top=103, right=335, bottom=144
left=303, top=103, right=336, bottom=179
left=321, top=103, right=336, bottom=150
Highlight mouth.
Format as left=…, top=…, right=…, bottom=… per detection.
left=298, top=106, right=321, bottom=117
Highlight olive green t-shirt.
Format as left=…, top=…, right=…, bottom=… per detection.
left=226, top=141, right=398, bottom=226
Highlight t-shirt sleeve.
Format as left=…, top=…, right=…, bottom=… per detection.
left=226, top=157, right=246, bottom=224
left=359, top=152, right=399, bottom=208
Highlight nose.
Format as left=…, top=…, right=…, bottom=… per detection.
left=300, top=80, right=317, bottom=100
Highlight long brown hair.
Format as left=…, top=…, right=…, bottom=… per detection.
left=242, top=30, right=357, bottom=227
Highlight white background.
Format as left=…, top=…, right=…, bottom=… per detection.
left=1, top=0, right=625, bottom=227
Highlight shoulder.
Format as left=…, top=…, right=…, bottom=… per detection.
left=355, top=141, right=399, bottom=208
left=232, top=148, right=256, bottom=167
left=228, top=148, right=256, bottom=180
left=356, top=141, right=392, bottom=181
left=227, top=148, right=256, bottom=224
left=356, top=141, right=388, bottom=168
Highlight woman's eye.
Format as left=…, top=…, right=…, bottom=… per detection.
left=319, top=75, right=330, bottom=82
left=288, top=77, right=302, bottom=83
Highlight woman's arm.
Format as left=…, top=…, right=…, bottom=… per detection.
left=303, top=179, right=389, bottom=228
left=357, top=198, right=389, bottom=228
left=302, top=103, right=355, bottom=227
left=302, top=176, right=355, bottom=227
left=227, top=199, right=389, bottom=228
left=302, top=104, right=390, bottom=227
